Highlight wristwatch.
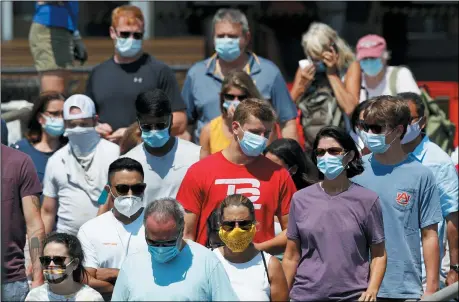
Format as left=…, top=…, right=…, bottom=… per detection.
left=451, top=264, right=459, bottom=273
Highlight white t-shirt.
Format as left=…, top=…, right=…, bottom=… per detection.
left=43, top=139, right=120, bottom=235
left=25, top=284, right=104, bottom=301
left=77, top=210, right=147, bottom=270
left=213, top=249, right=271, bottom=301
left=122, top=138, right=201, bottom=204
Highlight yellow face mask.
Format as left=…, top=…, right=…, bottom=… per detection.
left=218, top=224, right=256, bottom=252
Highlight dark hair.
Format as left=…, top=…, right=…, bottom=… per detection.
left=233, top=98, right=276, bottom=126
left=219, top=194, right=255, bottom=223
left=350, top=100, right=373, bottom=131
left=26, top=91, right=67, bottom=145
left=108, top=157, right=144, bottom=183
left=397, top=92, right=425, bottom=117
left=312, top=126, right=364, bottom=179
left=43, top=232, right=88, bottom=283
left=135, top=89, right=171, bottom=117
left=264, top=138, right=319, bottom=190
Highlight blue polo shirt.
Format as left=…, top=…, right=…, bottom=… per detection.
left=182, top=52, right=297, bottom=142
left=33, top=1, right=79, bottom=32
left=410, top=135, right=459, bottom=286
left=352, top=154, right=442, bottom=299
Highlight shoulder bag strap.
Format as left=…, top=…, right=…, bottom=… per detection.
left=261, top=251, right=271, bottom=285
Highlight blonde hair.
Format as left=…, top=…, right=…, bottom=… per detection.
left=301, top=22, right=355, bottom=70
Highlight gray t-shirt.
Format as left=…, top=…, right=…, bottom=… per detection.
left=287, top=182, right=385, bottom=301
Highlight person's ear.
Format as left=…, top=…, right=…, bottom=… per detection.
left=288, top=165, right=298, bottom=175
left=93, top=115, right=99, bottom=125
left=109, top=26, right=117, bottom=40
left=37, top=112, right=46, bottom=126
left=419, top=116, right=427, bottom=130
left=244, top=31, right=251, bottom=48
left=343, top=150, right=355, bottom=168
left=72, top=258, right=80, bottom=270
left=232, top=121, right=241, bottom=136
left=104, top=184, right=111, bottom=194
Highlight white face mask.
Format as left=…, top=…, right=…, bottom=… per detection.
left=401, top=118, right=423, bottom=144
left=64, top=126, right=100, bottom=157
left=113, top=195, right=144, bottom=218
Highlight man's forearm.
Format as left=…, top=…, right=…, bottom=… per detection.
left=88, top=275, right=114, bottom=293
left=367, top=251, right=387, bottom=292
left=447, top=212, right=459, bottom=265
left=42, top=213, right=55, bottom=234
left=255, top=230, right=287, bottom=255
left=28, top=226, right=46, bottom=284
left=422, top=233, right=440, bottom=293
left=280, top=120, right=299, bottom=142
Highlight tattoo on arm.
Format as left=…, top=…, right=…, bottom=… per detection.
left=31, top=195, right=41, bottom=211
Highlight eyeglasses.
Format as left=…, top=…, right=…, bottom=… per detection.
left=220, top=220, right=253, bottom=232
left=44, top=111, right=63, bottom=118
left=223, top=93, right=247, bottom=101
left=114, top=183, right=146, bottom=195
left=357, top=120, right=384, bottom=134
left=138, top=119, right=170, bottom=132
left=315, top=147, right=345, bottom=157
left=118, top=31, right=144, bottom=40
left=39, top=256, right=70, bottom=267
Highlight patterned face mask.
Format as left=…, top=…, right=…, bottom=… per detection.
left=218, top=224, right=256, bottom=252
left=43, top=267, right=68, bottom=284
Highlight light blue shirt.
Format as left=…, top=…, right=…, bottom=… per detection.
left=111, top=240, right=238, bottom=301
left=181, top=52, right=297, bottom=143
left=410, top=135, right=459, bottom=284
left=352, top=154, right=442, bottom=299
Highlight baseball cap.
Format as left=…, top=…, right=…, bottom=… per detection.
left=356, top=34, right=387, bottom=60
left=63, top=94, right=96, bottom=120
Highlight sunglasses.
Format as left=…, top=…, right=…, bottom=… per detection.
left=223, top=93, right=247, bottom=101
left=220, top=220, right=253, bottom=232
left=138, top=119, right=170, bottom=132
left=357, top=120, right=385, bottom=134
left=39, top=256, right=70, bottom=267
left=118, top=31, right=143, bottom=40
left=114, top=183, right=146, bottom=195
left=315, top=147, right=345, bottom=157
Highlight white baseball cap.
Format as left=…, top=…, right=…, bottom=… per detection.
left=63, top=94, right=96, bottom=120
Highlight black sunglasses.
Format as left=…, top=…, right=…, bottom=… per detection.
left=223, top=93, right=247, bottom=101
left=146, top=236, right=180, bottom=247
left=220, top=220, right=253, bottom=232
left=138, top=119, right=170, bottom=132
left=114, top=183, right=146, bottom=195
left=357, top=120, right=384, bottom=134
left=118, top=31, right=143, bottom=40
left=40, top=256, right=70, bottom=267
left=315, top=147, right=345, bottom=157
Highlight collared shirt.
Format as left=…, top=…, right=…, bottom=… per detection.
left=182, top=52, right=297, bottom=142
left=410, top=135, right=459, bottom=284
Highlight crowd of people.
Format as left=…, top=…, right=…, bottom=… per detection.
left=1, top=3, right=458, bottom=302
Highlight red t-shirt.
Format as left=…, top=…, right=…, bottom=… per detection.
left=176, top=152, right=297, bottom=246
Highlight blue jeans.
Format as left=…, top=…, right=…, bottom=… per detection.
left=2, top=280, right=29, bottom=301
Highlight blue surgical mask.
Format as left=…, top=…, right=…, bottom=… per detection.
left=42, top=115, right=64, bottom=137
left=141, top=128, right=170, bottom=148
left=215, top=38, right=241, bottom=62
left=359, top=130, right=396, bottom=154
left=223, top=100, right=240, bottom=111
left=401, top=118, right=423, bottom=144
left=148, top=245, right=180, bottom=264
left=116, top=37, right=142, bottom=58
left=317, top=154, right=345, bottom=180
left=238, top=128, right=268, bottom=157
left=360, top=58, right=383, bottom=77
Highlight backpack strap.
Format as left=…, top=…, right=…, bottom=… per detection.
left=261, top=251, right=271, bottom=285
left=389, top=66, right=401, bottom=96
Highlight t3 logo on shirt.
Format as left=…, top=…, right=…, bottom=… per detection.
left=215, top=178, right=261, bottom=209
left=396, top=192, right=411, bottom=206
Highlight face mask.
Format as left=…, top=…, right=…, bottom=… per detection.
left=237, top=128, right=268, bottom=157
left=42, top=115, right=65, bottom=137
left=64, top=126, right=100, bottom=157
left=219, top=224, right=256, bottom=253
left=215, top=38, right=241, bottom=62
left=317, top=154, right=346, bottom=180
left=113, top=194, right=143, bottom=218
left=401, top=118, right=423, bottom=144
left=360, top=58, right=383, bottom=77
left=141, top=128, right=170, bottom=148
left=223, top=100, right=240, bottom=111
left=360, top=129, right=397, bottom=154
left=43, top=259, right=74, bottom=284
left=116, top=37, right=142, bottom=58
left=147, top=232, right=182, bottom=263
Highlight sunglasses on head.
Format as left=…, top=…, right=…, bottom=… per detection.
left=39, top=256, right=70, bottom=267
left=315, top=147, right=345, bottom=157
left=357, top=120, right=385, bottom=134
left=118, top=31, right=143, bottom=40
left=114, top=183, right=146, bottom=195
left=220, top=220, right=253, bottom=232
left=223, top=93, right=247, bottom=101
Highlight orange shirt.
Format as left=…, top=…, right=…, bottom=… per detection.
left=176, top=152, right=297, bottom=246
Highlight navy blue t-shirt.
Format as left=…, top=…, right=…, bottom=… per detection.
left=11, top=139, right=57, bottom=184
